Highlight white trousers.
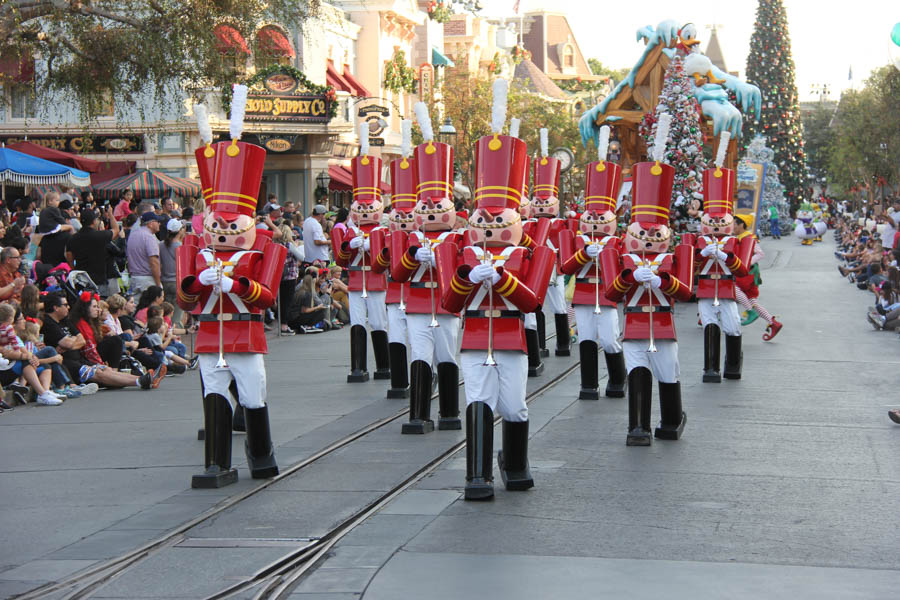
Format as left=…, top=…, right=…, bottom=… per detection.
left=349, top=290, right=387, bottom=331
left=623, top=340, right=680, bottom=384
left=543, top=274, right=568, bottom=314
left=199, top=353, right=267, bottom=409
left=460, top=350, right=527, bottom=422
left=524, top=312, right=537, bottom=330
left=698, top=298, right=742, bottom=336
left=574, top=305, right=622, bottom=353
left=407, top=313, right=459, bottom=365
left=387, top=304, right=408, bottom=345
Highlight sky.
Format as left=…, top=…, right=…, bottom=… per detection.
left=479, top=0, right=899, bottom=102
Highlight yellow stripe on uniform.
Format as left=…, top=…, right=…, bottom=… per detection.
left=497, top=276, right=518, bottom=297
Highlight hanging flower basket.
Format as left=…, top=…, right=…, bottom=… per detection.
left=427, top=1, right=453, bottom=24
left=511, top=45, right=532, bottom=65
left=383, top=49, right=418, bottom=94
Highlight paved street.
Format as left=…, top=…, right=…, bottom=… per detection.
left=1, top=234, right=898, bottom=599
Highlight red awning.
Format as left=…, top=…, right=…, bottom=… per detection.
left=7, top=141, right=101, bottom=173
left=93, top=160, right=136, bottom=184
left=0, top=54, right=34, bottom=83
left=341, top=66, right=372, bottom=98
left=256, top=26, right=295, bottom=58
left=214, top=24, right=250, bottom=55
left=326, top=60, right=355, bottom=95
left=328, top=165, right=353, bottom=190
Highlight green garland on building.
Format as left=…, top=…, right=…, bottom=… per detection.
left=222, top=64, right=337, bottom=120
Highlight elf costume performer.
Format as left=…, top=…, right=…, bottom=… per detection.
left=434, top=79, right=555, bottom=500
left=733, top=213, right=783, bottom=340
left=559, top=125, right=627, bottom=400
left=333, top=123, right=391, bottom=383
left=682, top=132, right=751, bottom=383
left=373, top=120, right=414, bottom=400
left=179, top=85, right=287, bottom=488
left=604, top=114, right=694, bottom=446
left=388, top=103, right=464, bottom=434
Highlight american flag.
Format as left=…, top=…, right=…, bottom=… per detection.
left=513, top=0, right=520, bottom=14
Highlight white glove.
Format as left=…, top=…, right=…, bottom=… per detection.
left=198, top=267, right=219, bottom=287
left=219, top=275, right=234, bottom=293
left=469, top=263, right=500, bottom=285
left=700, top=244, right=716, bottom=257
left=715, top=249, right=728, bottom=261
left=363, top=238, right=370, bottom=252
left=649, top=275, right=662, bottom=289
left=585, top=243, right=601, bottom=258
left=349, top=236, right=364, bottom=249
left=415, top=247, right=434, bottom=264
left=633, top=266, right=653, bottom=283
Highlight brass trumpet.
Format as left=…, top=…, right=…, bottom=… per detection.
left=482, top=236, right=497, bottom=367
left=424, top=238, right=439, bottom=328
left=711, top=242, right=720, bottom=307
left=642, top=251, right=658, bottom=353
left=213, top=258, right=228, bottom=368
left=359, top=233, right=369, bottom=299
left=590, top=230, right=602, bottom=315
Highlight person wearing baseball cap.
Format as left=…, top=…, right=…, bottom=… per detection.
left=303, top=204, right=330, bottom=264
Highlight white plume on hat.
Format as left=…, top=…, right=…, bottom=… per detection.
left=194, top=104, right=213, bottom=146
left=597, top=125, right=610, bottom=162
left=714, top=130, right=731, bottom=168
left=651, top=112, right=673, bottom=163
left=413, top=102, right=434, bottom=142
left=509, top=117, right=521, bottom=139
left=491, top=78, right=508, bottom=135
left=539, top=128, right=549, bottom=157
left=229, top=84, right=248, bottom=141
left=359, top=122, right=370, bottom=156
left=401, top=119, right=412, bottom=158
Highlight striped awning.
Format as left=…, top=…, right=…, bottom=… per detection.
left=90, top=169, right=201, bottom=201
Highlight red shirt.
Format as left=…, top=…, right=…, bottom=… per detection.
left=75, top=319, right=103, bottom=364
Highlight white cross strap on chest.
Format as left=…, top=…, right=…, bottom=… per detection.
left=411, top=231, right=452, bottom=282
left=466, top=246, right=518, bottom=310
left=699, top=236, right=731, bottom=276
left=200, top=249, right=259, bottom=313
left=624, top=253, right=670, bottom=307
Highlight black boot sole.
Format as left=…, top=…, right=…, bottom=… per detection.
left=655, top=412, right=687, bottom=440
left=401, top=419, right=434, bottom=434
left=626, top=429, right=652, bottom=446
left=528, top=363, right=544, bottom=377
left=579, top=388, right=600, bottom=401
left=438, top=417, right=461, bottom=430
left=497, top=450, right=534, bottom=491
left=347, top=371, right=369, bottom=383
left=605, top=383, right=625, bottom=398
left=539, top=349, right=550, bottom=358
left=554, top=349, right=571, bottom=357
left=702, top=371, right=722, bottom=383
left=464, top=480, right=494, bottom=500
left=723, top=372, right=741, bottom=380
left=373, top=369, right=391, bottom=380
left=387, top=387, right=409, bottom=399
left=192, top=467, right=238, bottom=489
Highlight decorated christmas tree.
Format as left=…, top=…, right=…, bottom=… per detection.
left=743, top=0, right=808, bottom=210
left=741, top=135, right=790, bottom=225
left=638, top=55, right=707, bottom=232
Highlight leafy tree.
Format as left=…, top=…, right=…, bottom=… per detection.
left=800, top=103, right=836, bottom=185
left=0, top=0, right=318, bottom=120
left=587, top=58, right=629, bottom=85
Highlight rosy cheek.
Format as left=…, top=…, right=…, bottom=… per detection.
left=441, top=214, right=450, bottom=223
left=234, top=236, right=245, bottom=247
left=500, top=230, right=512, bottom=241
left=629, top=240, right=640, bottom=250
left=203, top=234, right=212, bottom=245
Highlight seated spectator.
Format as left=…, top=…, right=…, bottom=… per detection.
left=145, top=316, right=190, bottom=373
left=0, top=303, right=64, bottom=405
left=20, top=284, right=42, bottom=321
left=159, top=302, right=190, bottom=359
left=316, top=268, right=344, bottom=329
left=20, top=318, right=85, bottom=398
left=329, top=266, right=350, bottom=323
left=0, top=247, right=26, bottom=303
left=287, top=273, right=326, bottom=333
left=134, top=286, right=164, bottom=327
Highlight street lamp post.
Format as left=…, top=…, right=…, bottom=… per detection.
left=437, top=117, right=457, bottom=147
left=315, top=170, right=331, bottom=205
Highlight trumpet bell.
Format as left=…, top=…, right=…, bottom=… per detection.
left=429, top=318, right=440, bottom=328
left=482, top=352, right=497, bottom=367
left=215, top=357, right=229, bottom=369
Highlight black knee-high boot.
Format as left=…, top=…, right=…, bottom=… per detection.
left=604, top=351, right=627, bottom=398
left=371, top=330, right=391, bottom=380
left=386, top=343, right=409, bottom=399
left=536, top=311, right=549, bottom=357
left=578, top=341, right=599, bottom=400
left=192, top=394, right=238, bottom=488
left=230, top=380, right=245, bottom=432
left=347, top=325, right=369, bottom=383
left=655, top=381, right=687, bottom=440
left=244, top=405, right=279, bottom=479
left=402, top=360, right=434, bottom=434
left=465, top=402, right=494, bottom=501
left=526, top=327, right=544, bottom=377
left=723, top=335, right=743, bottom=380
left=554, top=313, right=571, bottom=356
left=499, top=420, right=534, bottom=491
left=703, top=324, right=722, bottom=383
left=626, top=367, right=652, bottom=446
left=437, top=362, right=461, bottom=430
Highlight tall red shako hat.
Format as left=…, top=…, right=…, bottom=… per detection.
left=389, top=119, right=417, bottom=213
left=583, top=125, right=622, bottom=214
left=412, top=102, right=453, bottom=206
left=532, top=127, right=560, bottom=201
left=631, top=113, right=674, bottom=226
left=702, top=131, right=736, bottom=217
left=474, top=79, right=527, bottom=216
left=206, top=84, right=266, bottom=218
left=352, top=121, right=383, bottom=206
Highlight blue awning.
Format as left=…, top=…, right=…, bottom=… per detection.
left=0, top=147, right=91, bottom=186
left=432, top=47, right=455, bottom=68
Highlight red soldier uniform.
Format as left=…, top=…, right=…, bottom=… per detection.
left=558, top=156, right=627, bottom=399
left=681, top=166, right=751, bottom=382
left=178, top=135, right=287, bottom=488
left=332, top=151, right=390, bottom=383
left=604, top=160, right=694, bottom=446
left=434, top=126, right=555, bottom=501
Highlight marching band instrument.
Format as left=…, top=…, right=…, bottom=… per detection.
left=214, top=258, right=228, bottom=368
left=482, top=236, right=497, bottom=367
left=712, top=241, right=720, bottom=307
left=360, top=233, right=369, bottom=299
left=642, top=251, right=658, bottom=353
left=424, top=238, right=439, bottom=328
left=591, top=230, right=602, bottom=315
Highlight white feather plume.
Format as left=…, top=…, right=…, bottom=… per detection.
left=229, top=84, right=248, bottom=140
left=401, top=119, right=412, bottom=158
left=359, top=122, right=370, bottom=156
left=714, top=131, right=731, bottom=168
left=491, top=78, right=508, bottom=134
left=651, top=112, right=672, bottom=163
left=539, top=128, right=548, bottom=156
left=597, top=126, right=610, bottom=162
left=509, top=118, right=521, bottom=139
left=413, top=102, right=434, bottom=142
left=194, top=104, right=213, bottom=146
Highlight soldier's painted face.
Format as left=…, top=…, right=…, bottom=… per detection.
left=580, top=209, right=618, bottom=236
left=351, top=199, right=384, bottom=226
left=624, top=222, right=671, bottom=253
left=700, top=212, right=734, bottom=236
left=414, top=195, right=454, bottom=231
left=388, top=207, right=415, bottom=232
left=531, top=194, right=559, bottom=217
left=203, top=213, right=256, bottom=250
left=468, top=208, right=523, bottom=247
left=519, top=197, right=533, bottom=220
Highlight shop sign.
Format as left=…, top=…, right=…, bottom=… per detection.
left=245, top=94, right=330, bottom=122
left=257, top=134, right=298, bottom=153
left=0, top=134, right=145, bottom=154
left=419, top=63, right=434, bottom=101
left=357, top=104, right=389, bottom=147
